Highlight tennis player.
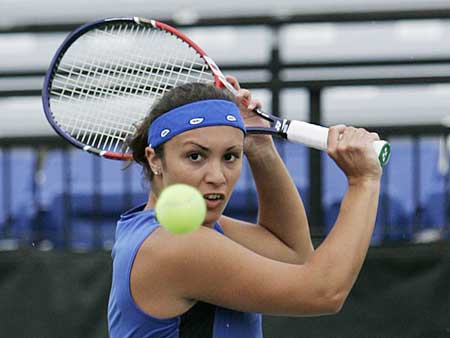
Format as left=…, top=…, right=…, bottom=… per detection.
left=108, top=77, right=382, bottom=338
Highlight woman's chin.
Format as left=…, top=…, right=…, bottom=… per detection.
left=203, top=209, right=224, bottom=227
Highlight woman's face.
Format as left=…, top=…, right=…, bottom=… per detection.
left=151, top=126, right=244, bottom=227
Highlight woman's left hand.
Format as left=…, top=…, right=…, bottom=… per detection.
left=226, top=75, right=273, bottom=156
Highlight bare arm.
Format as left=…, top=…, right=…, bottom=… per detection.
left=306, top=179, right=380, bottom=307
left=217, top=139, right=314, bottom=264
left=308, top=125, right=382, bottom=303
left=246, top=141, right=314, bottom=262
left=136, top=180, right=378, bottom=317
left=133, top=125, right=382, bottom=317
left=222, top=76, right=313, bottom=263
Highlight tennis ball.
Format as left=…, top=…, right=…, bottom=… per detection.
left=155, top=184, right=206, bottom=234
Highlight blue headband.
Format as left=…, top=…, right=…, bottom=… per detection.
left=148, top=99, right=246, bottom=148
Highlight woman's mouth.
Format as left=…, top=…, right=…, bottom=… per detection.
left=203, top=193, right=225, bottom=209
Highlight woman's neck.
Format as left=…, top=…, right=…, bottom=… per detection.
left=144, top=190, right=157, bottom=210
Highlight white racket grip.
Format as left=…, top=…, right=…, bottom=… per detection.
left=286, top=121, right=328, bottom=151
left=286, top=120, right=391, bottom=166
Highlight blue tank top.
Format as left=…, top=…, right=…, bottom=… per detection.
left=108, top=204, right=263, bottom=338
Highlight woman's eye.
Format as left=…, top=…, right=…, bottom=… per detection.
left=188, top=153, right=203, bottom=161
left=224, top=153, right=238, bottom=162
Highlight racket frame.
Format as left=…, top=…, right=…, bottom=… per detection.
left=43, top=18, right=154, bottom=160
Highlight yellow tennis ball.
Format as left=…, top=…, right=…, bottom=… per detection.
left=155, top=184, right=206, bottom=234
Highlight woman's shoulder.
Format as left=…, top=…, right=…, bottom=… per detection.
left=130, top=226, right=205, bottom=318
left=133, top=225, right=226, bottom=290
left=116, top=205, right=158, bottom=238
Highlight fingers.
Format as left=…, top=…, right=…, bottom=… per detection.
left=339, top=128, right=367, bottom=148
left=369, top=132, right=380, bottom=141
left=328, top=126, right=379, bottom=151
left=327, top=124, right=347, bottom=155
left=327, top=125, right=377, bottom=164
left=235, top=88, right=261, bottom=112
left=327, top=125, right=382, bottom=182
left=225, top=74, right=261, bottom=112
left=225, top=75, right=240, bottom=91
left=234, top=88, right=249, bottom=108
left=335, top=127, right=372, bottom=158
left=248, top=99, right=262, bottom=111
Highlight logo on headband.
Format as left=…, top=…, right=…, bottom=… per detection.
left=189, top=118, right=204, bottom=125
left=226, top=115, right=238, bottom=122
left=160, top=129, right=170, bottom=138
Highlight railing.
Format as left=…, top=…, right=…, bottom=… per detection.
left=1, top=9, right=450, bottom=249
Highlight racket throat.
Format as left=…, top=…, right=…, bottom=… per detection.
left=246, top=119, right=291, bottom=139
left=276, top=119, right=291, bottom=137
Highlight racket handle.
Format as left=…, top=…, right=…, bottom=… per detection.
left=286, top=120, right=391, bottom=166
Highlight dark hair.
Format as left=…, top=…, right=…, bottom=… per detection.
left=128, top=82, right=237, bottom=182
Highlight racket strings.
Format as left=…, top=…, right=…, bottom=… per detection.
left=60, top=26, right=131, bottom=152
left=53, top=30, right=209, bottom=99
left=50, top=22, right=214, bottom=153
left=87, top=24, right=145, bottom=151
left=81, top=24, right=147, bottom=151
left=53, top=41, right=207, bottom=111
left=59, top=46, right=111, bottom=148
left=52, top=57, right=209, bottom=95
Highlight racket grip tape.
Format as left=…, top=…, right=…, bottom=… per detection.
left=286, top=120, right=391, bottom=166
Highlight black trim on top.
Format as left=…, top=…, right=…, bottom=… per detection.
left=179, top=301, right=215, bottom=338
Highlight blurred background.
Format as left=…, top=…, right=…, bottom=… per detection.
left=1, top=1, right=450, bottom=337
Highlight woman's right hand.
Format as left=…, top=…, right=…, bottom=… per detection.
left=327, top=125, right=382, bottom=185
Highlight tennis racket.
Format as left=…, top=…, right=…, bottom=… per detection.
left=42, top=16, right=391, bottom=165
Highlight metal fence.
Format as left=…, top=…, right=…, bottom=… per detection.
left=1, top=9, right=450, bottom=249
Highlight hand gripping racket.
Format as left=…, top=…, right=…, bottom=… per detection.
left=42, top=17, right=391, bottom=165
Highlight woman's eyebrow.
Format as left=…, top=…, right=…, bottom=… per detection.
left=226, top=144, right=243, bottom=151
left=184, top=142, right=209, bottom=152
left=183, top=142, right=242, bottom=152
